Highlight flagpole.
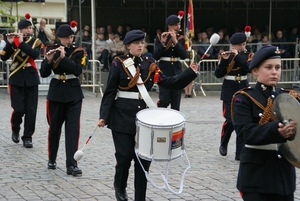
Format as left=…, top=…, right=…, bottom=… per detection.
left=183, top=0, right=186, bottom=36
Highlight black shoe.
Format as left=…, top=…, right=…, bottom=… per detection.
left=219, top=145, right=227, bottom=156
left=188, top=94, right=193, bottom=98
left=12, top=132, right=20, bottom=143
left=115, top=189, right=128, bottom=201
left=23, top=139, right=33, bottom=148
left=48, top=161, right=57, bottom=169
left=235, top=155, right=240, bottom=161
left=184, top=94, right=189, bottom=98
left=67, top=166, right=82, bottom=176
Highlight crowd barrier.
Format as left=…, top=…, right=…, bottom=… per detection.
left=1, top=57, right=300, bottom=96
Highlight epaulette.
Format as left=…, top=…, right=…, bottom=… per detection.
left=280, top=88, right=289, bottom=92
left=281, top=88, right=300, bottom=101
left=142, top=55, right=156, bottom=63
left=34, top=38, right=42, bottom=48
left=240, top=86, right=253, bottom=91
left=247, top=52, right=254, bottom=62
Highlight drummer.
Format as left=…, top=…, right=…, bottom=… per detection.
left=97, top=30, right=198, bottom=201
left=232, top=45, right=298, bottom=201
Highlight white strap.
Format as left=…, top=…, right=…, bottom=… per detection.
left=224, top=75, right=247, bottom=81
left=123, top=58, right=156, bottom=108
left=245, top=144, right=279, bottom=151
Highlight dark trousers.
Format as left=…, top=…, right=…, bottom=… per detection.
left=46, top=99, right=82, bottom=168
left=112, top=130, right=151, bottom=201
left=98, top=49, right=109, bottom=70
left=9, top=84, right=38, bottom=141
left=157, top=86, right=181, bottom=111
left=220, top=101, right=243, bottom=157
left=242, top=192, right=294, bottom=201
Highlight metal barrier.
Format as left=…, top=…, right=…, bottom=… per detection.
left=0, top=59, right=104, bottom=96
left=1, top=58, right=300, bottom=95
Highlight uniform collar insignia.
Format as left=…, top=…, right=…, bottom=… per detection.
left=275, top=47, right=280, bottom=54
left=261, top=84, right=267, bottom=91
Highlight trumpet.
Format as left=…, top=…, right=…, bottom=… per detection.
left=6, top=33, right=33, bottom=37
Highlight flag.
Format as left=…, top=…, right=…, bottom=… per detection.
left=185, top=0, right=194, bottom=50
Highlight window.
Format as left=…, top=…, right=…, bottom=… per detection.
left=1, top=16, right=8, bottom=23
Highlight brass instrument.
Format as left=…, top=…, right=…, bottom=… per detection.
left=221, top=51, right=234, bottom=55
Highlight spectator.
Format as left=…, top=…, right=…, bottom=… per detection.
left=197, top=31, right=214, bottom=59
left=0, top=34, right=6, bottom=52
left=81, top=30, right=92, bottom=59
left=110, top=34, right=125, bottom=59
left=95, top=33, right=110, bottom=72
left=256, top=34, right=269, bottom=51
left=75, top=24, right=90, bottom=45
left=287, top=27, right=300, bottom=57
left=106, top=24, right=114, bottom=34
left=272, top=30, right=290, bottom=58
left=116, top=25, right=125, bottom=40
left=36, top=19, right=53, bottom=46
left=252, top=32, right=262, bottom=52
left=245, top=35, right=254, bottom=53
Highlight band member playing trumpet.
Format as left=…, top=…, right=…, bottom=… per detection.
left=215, top=29, right=254, bottom=160
left=153, top=11, right=187, bottom=110
left=40, top=21, right=86, bottom=176
left=97, top=30, right=198, bottom=201
left=232, top=46, right=297, bottom=201
left=0, top=13, right=42, bottom=148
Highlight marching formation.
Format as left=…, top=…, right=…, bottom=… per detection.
left=0, top=9, right=299, bottom=201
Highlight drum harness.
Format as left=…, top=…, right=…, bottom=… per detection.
left=232, top=90, right=300, bottom=151
left=118, top=57, right=191, bottom=195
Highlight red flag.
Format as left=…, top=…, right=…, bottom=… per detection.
left=185, top=0, right=194, bottom=50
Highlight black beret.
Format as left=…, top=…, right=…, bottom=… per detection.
left=249, top=46, right=281, bottom=70
left=166, top=15, right=180, bottom=25
left=229, top=32, right=247, bottom=45
left=56, top=21, right=77, bottom=37
left=18, top=13, right=32, bottom=29
left=123, top=30, right=145, bottom=45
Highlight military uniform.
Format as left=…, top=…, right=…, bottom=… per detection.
left=153, top=14, right=187, bottom=111
left=40, top=21, right=85, bottom=176
left=232, top=46, right=296, bottom=201
left=99, top=30, right=197, bottom=201
left=214, top=32, right=252, bottom=159
left=0, top=14, right=42, bottom=148
left=233, top=84, right=295, bottom=200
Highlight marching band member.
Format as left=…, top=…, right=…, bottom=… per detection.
left=0, top=13, right=42, bottom=148
left=153, top=11, right=187, bottom=110
left=40, top=21, right=86, bottom=176
left=232, top=45, right=297, bottom=201
left=215, top=28, right=253, bottom=160
left=97, top=30, right=198, bottom=201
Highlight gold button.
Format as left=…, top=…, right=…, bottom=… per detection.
left=138, top=106, right=140, bottom=108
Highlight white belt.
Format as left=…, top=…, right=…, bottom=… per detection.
left=159, top=57, right=180, bottom=62
left=224, top=75, right=247, bottom=81
left=245, top=144, right=279, bottom=151
left=53, top=74, right=77, bottom=80
left=117, top=91, right=142, bottom=100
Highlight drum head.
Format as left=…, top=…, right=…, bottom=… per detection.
left=136, top=108, right=185, bottom=127
left=273, top=93, right=300, bottom=167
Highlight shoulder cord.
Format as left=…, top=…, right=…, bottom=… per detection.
left=53, top=47, right=85, bottom=69
left=116, top=57, right=157, bottom=90
left=231, top=91, right=277, bottom=125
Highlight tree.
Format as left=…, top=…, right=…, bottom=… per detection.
left=0, top=0, right=22, bottom=28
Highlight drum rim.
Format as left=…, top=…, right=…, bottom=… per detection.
left=136, top=108, right=186, bottom=127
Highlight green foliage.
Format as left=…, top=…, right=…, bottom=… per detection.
left=0, top=0, right=22, bottom=27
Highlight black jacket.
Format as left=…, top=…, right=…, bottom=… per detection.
left=215, top=52, right=251, bottom=102
left=99, top=54, right=197, bottom=134
left=232, top=82, right=296, bottom=195
left=1, top=37, right=41, bottom=87
left=40, top=44, right=85, bottom=102
left=153, top=34, right=186, bottom=76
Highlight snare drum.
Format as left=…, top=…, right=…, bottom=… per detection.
left=135, top=108, right=186, bottom=161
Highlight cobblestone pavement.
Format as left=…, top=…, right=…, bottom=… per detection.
left=0, top=88, right=300, bottom=201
